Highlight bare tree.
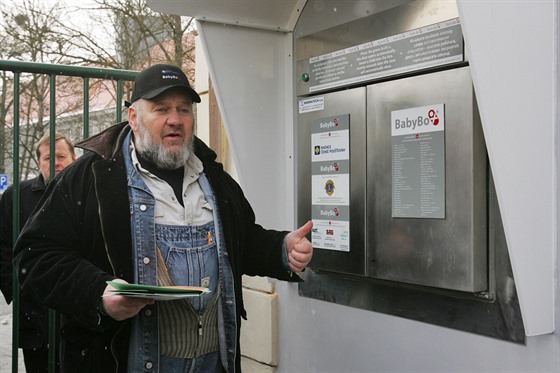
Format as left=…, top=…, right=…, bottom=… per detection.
left=0, top=0, right=85, bottom=179
left=0, top=71, right=14, bottom=175
left=50, top=0, right=197, bottom=76
left=0, top=0, right=197, bottom=181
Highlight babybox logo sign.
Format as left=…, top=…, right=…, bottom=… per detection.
left=391, top=103, right=445, bottom=136
left=320, top=162, right=340, bottom=173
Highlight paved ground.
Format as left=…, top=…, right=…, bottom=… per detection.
left=0, top=297, right=24, bottom=373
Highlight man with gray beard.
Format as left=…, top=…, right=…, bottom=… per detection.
left=13, top=64, right=313, bottom=373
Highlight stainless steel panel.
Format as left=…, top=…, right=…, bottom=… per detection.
left=296, top=0, right=461, bottom=96
left=367, top=66, right=487, bottom=292
left=298, top=174, right=524, bottom=343
left=294, top=0, right=522, bottom=342
left=296, top=87, right=367, bottom=275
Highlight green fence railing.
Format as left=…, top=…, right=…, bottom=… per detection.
left=0, top=59, right=139, bottom=373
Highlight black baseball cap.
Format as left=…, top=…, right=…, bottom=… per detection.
left=125, top=64, right=201, bottom=107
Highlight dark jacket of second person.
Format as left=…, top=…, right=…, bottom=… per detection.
left=0, top=175, right=52, bottom=350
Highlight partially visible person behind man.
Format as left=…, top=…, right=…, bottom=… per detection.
left=13, top=64, right=313, bottom=373
left=0, top=132, right=76, bottom=373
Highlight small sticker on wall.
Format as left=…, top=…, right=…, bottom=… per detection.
left=299, top=97, right=324, bottom=113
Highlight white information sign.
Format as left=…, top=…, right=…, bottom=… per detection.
left=311, top=174, right=350, bottom=205
left=311, top=219, right=350, bottom=252
left=311, top=114, right=351, bottom=251
left=391, top=104, right=446, bottom=218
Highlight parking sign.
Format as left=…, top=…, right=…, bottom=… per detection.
left=0, top=174, right=8, bottom=192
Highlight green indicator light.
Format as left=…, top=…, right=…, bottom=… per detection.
left=301, top=73, right=309, bottom=82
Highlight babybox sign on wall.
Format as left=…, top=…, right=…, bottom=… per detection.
left=391, top=103, right=445, bottom=219
left=311, top=114, right=350, bottom=252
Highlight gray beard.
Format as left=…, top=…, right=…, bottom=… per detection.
left=135, top=134, right=194, bottom=170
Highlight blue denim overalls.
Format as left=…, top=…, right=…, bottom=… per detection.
left=122, top=132, right=237, bottom=372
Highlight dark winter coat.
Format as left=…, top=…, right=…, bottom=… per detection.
left=13, top=122, right=299, bottom=372
left=0, top=174, right=53, bottom=349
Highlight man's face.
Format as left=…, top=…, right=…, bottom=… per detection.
left=128, top=88, right=195, bottom=170
left=38, top=139, right=76, bottom=182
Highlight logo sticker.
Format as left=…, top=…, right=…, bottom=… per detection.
left=428, top=109, right=439, bottom=125
left=324, top=179, right=335, bottom=196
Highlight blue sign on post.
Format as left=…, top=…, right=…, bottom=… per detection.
left=0, top=174, right=8, bottom=192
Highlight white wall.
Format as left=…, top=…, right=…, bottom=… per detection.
left=194, top=36, right=210, bottom=145
left=197, top=22, right=294, bottom=230
left=457, top=0, right=557, bottom=336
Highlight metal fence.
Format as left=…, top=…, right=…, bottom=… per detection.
left=0, top=59, right=139, bottom=373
